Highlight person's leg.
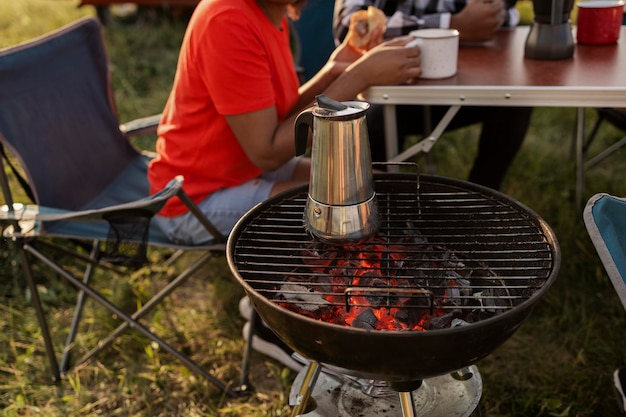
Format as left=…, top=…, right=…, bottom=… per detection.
left=368, top=103, right=532, bottom=190
left=366, top=104, right=491, bottom=162
left=366, top=104, right=432, bottom=162
left=154, top=157, right=304, bottom=245
left=467, top=107, right=533, bottom=190
left=154, top=157, right=308, bottom=371
left=239, top=296, right=306, bottom=372
left=366, top=103, right=398, bottom=162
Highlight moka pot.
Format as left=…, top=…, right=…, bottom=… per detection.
left=294, top=95, right=379, bottom=244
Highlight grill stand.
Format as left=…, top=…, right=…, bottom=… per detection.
left=289, top=362, right=482, bottom=417
left=399, top=391, right=418, bottom=417
left=291, top=361, right=322, bottom=416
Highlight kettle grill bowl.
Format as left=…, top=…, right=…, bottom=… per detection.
left=227, top=173, right=560, bottom=382
left=247, top=290, right=532, bottom=382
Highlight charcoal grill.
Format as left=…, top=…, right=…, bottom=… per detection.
left=227, top=172, right=560, bottom=414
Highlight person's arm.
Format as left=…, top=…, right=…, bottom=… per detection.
left=333, top=0, right=446, bottom=41
left=321, top=37, right=421, bottom=102
left=293, top=32, right=420, bottom=116
left=449, top=0, right=506, bottom=43
left=225, top=106, right=300, bottom=172
left=335, top=0, right=519, bottom=45
left=225, top=37, right=422, bottom=172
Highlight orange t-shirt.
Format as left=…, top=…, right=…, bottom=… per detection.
left=148, top=0, right=300, bottom=216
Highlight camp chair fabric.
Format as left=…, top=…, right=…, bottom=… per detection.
left=584, top=193, right=626, bottom=414
left=583, top=193, right=626, bottom=311
left=0, top=17, right=248, bottom=397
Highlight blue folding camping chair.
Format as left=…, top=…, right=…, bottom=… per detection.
left=584, top=193, right=626, bottom=414
left=0, top=17, right=250, bottom=397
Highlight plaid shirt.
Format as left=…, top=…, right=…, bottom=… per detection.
left=333, top=0, right=520, bottom=44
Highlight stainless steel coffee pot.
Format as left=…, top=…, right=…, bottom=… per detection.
left=294, top=95, right=379, bottom=243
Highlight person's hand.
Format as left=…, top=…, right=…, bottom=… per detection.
left=350, top=24, right=386, bottom=54
left=450, top=0, right=506, bottom=43
left=350, top=36, right=422, bottom=86
left=328, top=25, right=386, bottom=69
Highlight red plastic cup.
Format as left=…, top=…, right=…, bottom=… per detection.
left=576, top=0, right=625, bottom=45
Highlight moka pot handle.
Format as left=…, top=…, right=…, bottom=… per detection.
left=294, top=108, right=314, bottom=156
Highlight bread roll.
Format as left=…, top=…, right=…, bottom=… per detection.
left=347, top=6, right=387, bottom=51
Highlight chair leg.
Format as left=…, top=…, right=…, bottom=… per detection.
left=575, top=107, right=586, bottom=211
left=16, top=241, right=61, bottom=383
left=577, top=110, right=626, bottom=204
left=585, top=136, right=626, bottom=170
left=72, top=252, right=210, bottom=368
left=583, top=113, right=606, bottom=154
left=22, top=243, right=249, bottom=398
left=60, top=240, right=100, bottom=373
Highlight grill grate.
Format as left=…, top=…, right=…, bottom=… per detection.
left=230, top=174, right=556, bottom=326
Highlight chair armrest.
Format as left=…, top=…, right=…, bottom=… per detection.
left=119, top=114, right=161, bottom=138
left=1, top=176, right=183, bottom=224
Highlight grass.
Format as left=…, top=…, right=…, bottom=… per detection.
left=1, top=1, right=626, bottom=416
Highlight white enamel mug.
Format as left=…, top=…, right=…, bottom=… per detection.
left=407, top=28, right=460, bottom=79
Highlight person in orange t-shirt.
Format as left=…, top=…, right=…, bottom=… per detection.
left=148, top=0, right=421, bottom=246
left=148, top=0, right=422, bottom=373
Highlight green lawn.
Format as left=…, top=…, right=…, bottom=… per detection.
left=1, top=1, right=626, bottom=416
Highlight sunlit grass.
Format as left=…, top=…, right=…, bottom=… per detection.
left=1, top=1, right=626, bottom=416
left=0, top=1, right=93, bottom=48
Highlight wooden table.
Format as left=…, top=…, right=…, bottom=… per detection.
left=363, top=26, right=626, bottom=206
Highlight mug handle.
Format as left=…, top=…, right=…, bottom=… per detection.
left=405, top=38, right=422, bottom=48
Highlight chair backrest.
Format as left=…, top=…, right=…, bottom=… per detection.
left=0, top=17, right=141, bottom=211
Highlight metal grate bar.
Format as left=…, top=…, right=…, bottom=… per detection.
left=230, top=175, right=557, bottom=320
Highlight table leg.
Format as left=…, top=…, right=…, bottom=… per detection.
left=383, top=105, right=399, bottom=171
left=389, top=105, right=461, bottom=163
left=576, top=107, right=585, bottom=211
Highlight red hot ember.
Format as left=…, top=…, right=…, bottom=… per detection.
left=275, top=233, right=511, bottom=331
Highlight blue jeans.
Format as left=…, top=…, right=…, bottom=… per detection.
left=154, top=157, right=300, bottom=245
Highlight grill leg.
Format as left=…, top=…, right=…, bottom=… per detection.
left=291, top=361, right=321, bottom=417
left=398, top=391, right=417, bottom=417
